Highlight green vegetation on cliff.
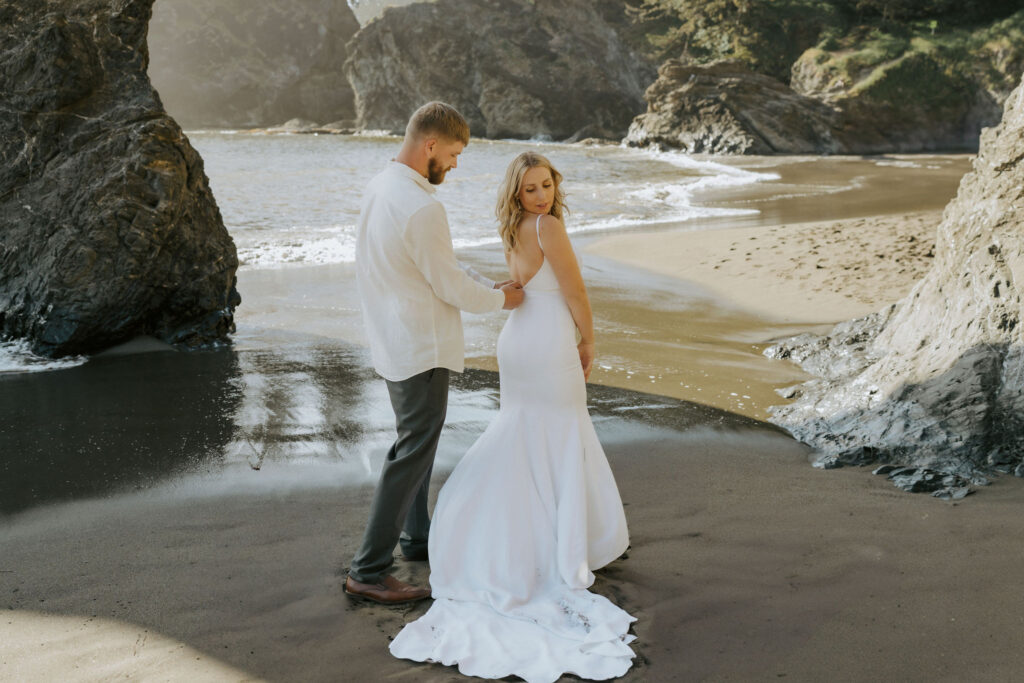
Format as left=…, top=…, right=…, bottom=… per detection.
left=624, top=0, right=844, bottom=79
left=795, top=10, right=1024, bottom=98
left=626, top=0, right=1024, bottom=96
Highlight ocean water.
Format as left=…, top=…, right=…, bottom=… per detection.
left=192, top=132, right=772, bottom=269
left=0, top=134, right=775, bottom=374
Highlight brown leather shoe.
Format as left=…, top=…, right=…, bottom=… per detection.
left=344, top=574, right=431, bottom=605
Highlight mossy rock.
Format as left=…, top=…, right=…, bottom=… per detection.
left=851, top=50, right=971, bottom=112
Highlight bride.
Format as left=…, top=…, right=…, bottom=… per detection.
left=389, top=151, right=635, bottom=682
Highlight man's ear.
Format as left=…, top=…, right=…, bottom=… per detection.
left=424, top=137, right=438, bottom=155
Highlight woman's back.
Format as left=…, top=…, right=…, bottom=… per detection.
left=506, top=215, right=546, bottom=287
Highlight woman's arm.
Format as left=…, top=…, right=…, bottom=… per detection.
left=538, top=215, right=595, bottom=379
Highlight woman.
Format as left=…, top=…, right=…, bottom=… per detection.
left=389, top=152, right=635, bottom=682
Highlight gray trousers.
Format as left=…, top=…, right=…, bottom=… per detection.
left=348, top=367, right=449, bottom=584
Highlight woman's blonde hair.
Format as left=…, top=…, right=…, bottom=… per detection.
left=495, top=152, right=568, bottom=251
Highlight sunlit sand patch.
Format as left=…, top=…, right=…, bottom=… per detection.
left=0, top=611, right=258, bottom=682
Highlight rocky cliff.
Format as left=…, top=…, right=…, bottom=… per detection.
left=625, top=60, right=840, bottom=154
left=625, top=1, right=1024, bottom=154
left=765, top=74, right=1024, bottom=493
left=344, top=0, right=655, bottom=140
left=148, top=0, right=360, bottom=128
left=0, top=0, right=239, bottom=357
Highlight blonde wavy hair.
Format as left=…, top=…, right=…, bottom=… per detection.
left=495, top=152, right=568, bottom=251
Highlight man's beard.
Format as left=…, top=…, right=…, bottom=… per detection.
left=427, top=157, right=449, bottom=185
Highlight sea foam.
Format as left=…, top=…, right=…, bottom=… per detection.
left=0, top=340, right=87, bottom=375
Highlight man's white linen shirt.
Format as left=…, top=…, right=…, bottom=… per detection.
left=356, top=161, right=505, bottom=382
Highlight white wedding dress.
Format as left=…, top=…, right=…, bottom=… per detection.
left=390, top=218, right=635, bottom=682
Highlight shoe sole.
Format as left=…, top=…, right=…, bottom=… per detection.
left=343, top=587, right=431, bottom=605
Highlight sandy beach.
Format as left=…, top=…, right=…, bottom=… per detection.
left=589, top=210, right=943, bottom=324
left=4, top=153, right=1023, bottom=682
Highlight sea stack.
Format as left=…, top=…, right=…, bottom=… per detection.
left=766, top=74, right=1024, bottom=488
left=0, top=0, right=240, bottom=357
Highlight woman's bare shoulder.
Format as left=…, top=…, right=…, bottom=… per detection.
left=537, top=213, right=566, bottom=236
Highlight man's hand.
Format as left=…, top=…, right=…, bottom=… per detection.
left=578, top=341, right=595, bottom=381
left=501, top=281, right=524, bottom=310
left=493, top=279, right=516, bottom=289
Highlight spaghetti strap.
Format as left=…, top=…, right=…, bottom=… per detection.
left=535, top=214, right=544, bottom=253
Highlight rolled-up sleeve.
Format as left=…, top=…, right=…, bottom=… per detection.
left=460, top=262, right=496, bottom=289
left=403, top=203, right=505, bottom=314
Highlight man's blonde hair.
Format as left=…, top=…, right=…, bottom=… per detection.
left=405, top=102, right=470, bottom=145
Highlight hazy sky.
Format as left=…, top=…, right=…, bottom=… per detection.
left=348, top=0, right=431, bottom=25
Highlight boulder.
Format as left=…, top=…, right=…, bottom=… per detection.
left=765, top=73, right=1024, bottom=481
left=0, top=0, right=240, bottom=358
left=147, top=0, right=360, bottom=128
left=624, top=60, right=840, bottom=154
left=343, top=0, right=655, bottom=139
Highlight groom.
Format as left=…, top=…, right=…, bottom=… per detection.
left=345, top=102, right=524, bottom=604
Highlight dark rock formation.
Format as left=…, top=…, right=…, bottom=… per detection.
left=624, top=60, right=840, bottom=154
left=765, top=74, right=1024, bottom=488
left=148, top=0, right=360, bottom=129
left=872, top=465, right=973, bottom=501
left=0, top=0, right=239, bottom=357
left=344, top=0, right=655, bottom=140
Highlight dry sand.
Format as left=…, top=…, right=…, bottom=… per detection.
left=589, top=211, right=942, bottom=325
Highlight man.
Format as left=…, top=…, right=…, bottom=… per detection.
left=345, top=102, right=524, bottom=604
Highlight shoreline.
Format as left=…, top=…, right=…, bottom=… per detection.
left=189, top=153, right=973, bottom=422
left=587, top=210, right=944, bottom=324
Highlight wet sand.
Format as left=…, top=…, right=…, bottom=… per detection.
left=6, top=153, right=1023, bottom=682
left=4, top=391, right=1024, bottom=682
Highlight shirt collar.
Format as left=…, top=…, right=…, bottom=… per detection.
left=388, top=160, right=436, bottom=194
